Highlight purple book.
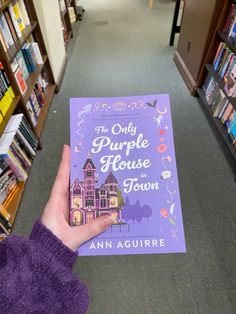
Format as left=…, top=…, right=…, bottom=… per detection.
left=70, top=95, right=186, bottom=256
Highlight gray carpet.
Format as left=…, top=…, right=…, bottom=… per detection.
left=13, top=0, right=236, bottom=313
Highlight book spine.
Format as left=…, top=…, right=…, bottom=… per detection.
left=17, top=0, right=30, bottom=26
left=0, top=13, right=14, bottom=46
left=8, top=2, right=22, bottom=38
left=4, top=9, right=18, bottom=43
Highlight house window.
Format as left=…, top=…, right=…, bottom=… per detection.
left=101, top=199, right=107, bottom=208
left=86, top=191, right=93, bottom=196
left=87, top=171, right=92, bottom=177
left=101, top=189, right=106, bottom=195
left=110, top=185, right=113, bottom=191
left=85, top=199, right=94, bottom=207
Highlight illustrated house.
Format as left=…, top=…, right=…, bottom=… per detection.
left=70, top=155, right=122, bottom=225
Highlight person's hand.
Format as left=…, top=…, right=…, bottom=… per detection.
left=41, top=145, right=113, bottom=251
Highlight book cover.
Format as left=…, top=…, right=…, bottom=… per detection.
left=70, top=95, right=186, bottom=256
left=17, top=0, right=30, bottom=26
left=8, top=2, right=22, bottom=38
left=16, top=51, right=29, bottom=81
left=13, top=65, right=27, bottom=95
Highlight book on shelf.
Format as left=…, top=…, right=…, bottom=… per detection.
left=11, top=60, right=27, bottom=95
left=8, top=0, right=25, bottom=38
left=22, top=43, right=37, bottom=72
left=0, top=160, right=17, bottom=205
left=17, top=0, right=30, bottom=26
left=223, top=3, right=236, bottom=36
left=68, top=7, right=76, bottom=24
left=4, top=9, right=18, bottom=43
left=15, top=50, right=29, bottom=81
left=30, top=42, right=43, bottom=64
left=0, top=62, right=15, bottom=117
left=0, top=12, right=14, bottom=47
left=70, top=94, right=186, bottom=256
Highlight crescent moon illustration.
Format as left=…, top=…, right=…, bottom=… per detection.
left=156, top=105, right=167, bottom=115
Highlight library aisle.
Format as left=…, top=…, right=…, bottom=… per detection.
left=13, top=0, right=236, bottom=313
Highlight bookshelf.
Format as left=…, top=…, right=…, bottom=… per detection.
left=0, top=0, right=56, bottom=236
left=196, top=0, right=236, bottom=177
left=58, top=0, right=74, bottom=49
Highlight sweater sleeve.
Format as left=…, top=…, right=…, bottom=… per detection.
left=0, top=220, right=89, bottom=314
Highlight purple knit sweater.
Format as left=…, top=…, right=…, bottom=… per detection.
left=0, top=220, right=89, bottom=313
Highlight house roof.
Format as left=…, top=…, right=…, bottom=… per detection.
left=105, top=172, right=118, bottom=184
left=82, top=158, right=96, bottom=170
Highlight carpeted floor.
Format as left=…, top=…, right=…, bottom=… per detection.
left=13, top=0, right=236, bottom=313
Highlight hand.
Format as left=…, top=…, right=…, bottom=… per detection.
left=41, top=145, right=113, bottom=251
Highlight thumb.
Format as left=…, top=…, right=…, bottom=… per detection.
left=71, top=216, right=113, bottom=248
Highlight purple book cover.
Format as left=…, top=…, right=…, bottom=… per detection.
left=70, top=95, right=186, bottom=256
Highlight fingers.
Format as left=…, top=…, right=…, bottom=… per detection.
left=72, top=216, right=113, bottom=247
left=50, top=145, right=70, bottom=199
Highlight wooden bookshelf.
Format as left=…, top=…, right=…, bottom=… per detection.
left=0, top=0, right=56, bottom=235
left=6, top=22, right=38, bottom=62
left=59, top=0, right=74, bottom=48
left=0, top=95, right=20, bottom=136
left=197, top=88, right=236, bottom=160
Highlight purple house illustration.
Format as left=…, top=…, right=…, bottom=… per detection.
left=70, top=154, right=123, bottom=225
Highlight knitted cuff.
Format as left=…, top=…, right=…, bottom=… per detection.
left=29, top=220, right=77, bottom=268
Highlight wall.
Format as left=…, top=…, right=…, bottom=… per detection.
left=33, top=0, right=66, bottom=84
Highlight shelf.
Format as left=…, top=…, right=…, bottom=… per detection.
left=35, top=84, right=56, bottom=137
left=197, top=88, right=236, bottom=160
left=205, top=64, right=236, bottom=109
left=6, top=22, right=38, bottom=62
left=22, top=55, right=47, bottom=103
left=0, top=0, right=11, bottom=12
left=217, top=31, right=236, bottom=55
left=0, top=96, right=20, bottom=136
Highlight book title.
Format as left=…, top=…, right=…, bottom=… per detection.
left=91, top=122, right=159, bottom=193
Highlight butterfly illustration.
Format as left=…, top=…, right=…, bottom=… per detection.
left=147, top=99, right=158, bottom=108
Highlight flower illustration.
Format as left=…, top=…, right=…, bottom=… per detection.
left=157, top=144, right=167, bottom=153
left=159, top=129, right=165, bottom=135
left=160, top=208, right=169, bottom=218
left=113, top=101, right=127, bottom=111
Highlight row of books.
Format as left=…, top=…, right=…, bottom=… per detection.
left=0, top=0, right=30, bottom=52
left=212, top=41, right=236, bottom=96
left=26, top=71, right=49, bottom=127
left=203, top=74, right=236, bottom=144
left=0, top=114, right=38, bottom=236
left=0, top=62, right=15, bottom=119
left=0, top=114, right=38, bottom=182
left=0, top=159, right=17, bottom=235
left=11, top=41, right=43, bottom=95
left=223, top=3, right=236, bottom=38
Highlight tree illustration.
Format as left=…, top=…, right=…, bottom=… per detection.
left=117, top=189, right=124, bottom=208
